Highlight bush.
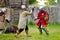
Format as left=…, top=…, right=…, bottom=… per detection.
left=45, top=0, right=57, bottom=5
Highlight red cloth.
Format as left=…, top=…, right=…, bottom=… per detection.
left=36, top=10, right=49, bottom=27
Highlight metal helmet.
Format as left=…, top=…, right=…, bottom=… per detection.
left=21, top=5, right=26, bottom=9
left=1, top=8, right=7, bottom=12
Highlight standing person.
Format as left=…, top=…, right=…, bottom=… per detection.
left=15, top=5, right=32, bottom=37
left=35, top=9, right=49, bottom=35
left=0, top=8, right=6, bottom=34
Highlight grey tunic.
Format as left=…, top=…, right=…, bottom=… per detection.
left=18, top=11, right=31, bottom=29
left=5, top=8, right=11, bottom=21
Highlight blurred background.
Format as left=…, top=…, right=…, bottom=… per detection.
left=0, top=0, right=60, bottom=25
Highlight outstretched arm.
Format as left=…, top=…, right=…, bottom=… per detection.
left=26, top=11, right=32, bottom=15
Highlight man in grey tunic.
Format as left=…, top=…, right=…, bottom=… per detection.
left=16, top=5, right=32, bottom=37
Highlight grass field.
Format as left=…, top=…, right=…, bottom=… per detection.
left=0, top=23, right=60, bottom=40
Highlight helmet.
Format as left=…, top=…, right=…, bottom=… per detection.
left=1, top=8, right=7, bottom=12
left=21, top=5, right=26, bottom=9
left=39, top=5, right=45, bottom=9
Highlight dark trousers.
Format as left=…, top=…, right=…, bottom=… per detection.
left=38, top=24, right=49, bottom=35
left=19, top=25, right=28, bottom=33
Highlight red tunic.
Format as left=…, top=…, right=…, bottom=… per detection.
left=36, top=10, right=49, bottom=27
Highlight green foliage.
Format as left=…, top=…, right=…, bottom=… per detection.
left=29, top=0, right=37, bottom=4
left=45, top=0, right=57, bottom=5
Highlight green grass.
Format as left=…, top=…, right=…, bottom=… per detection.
left=0, top=23, right=60, bottom=40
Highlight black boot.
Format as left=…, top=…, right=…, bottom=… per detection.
left=43, top=27, right=49, bottom=35
left=38, top=27, right=42, bottom=35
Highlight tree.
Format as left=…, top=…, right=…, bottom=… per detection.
left=45, top=0, right=56, bottom=5
left=29, top=0, right=36, bottom=4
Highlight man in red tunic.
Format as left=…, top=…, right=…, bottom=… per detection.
left=36, top=9, right=49, bottom=35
